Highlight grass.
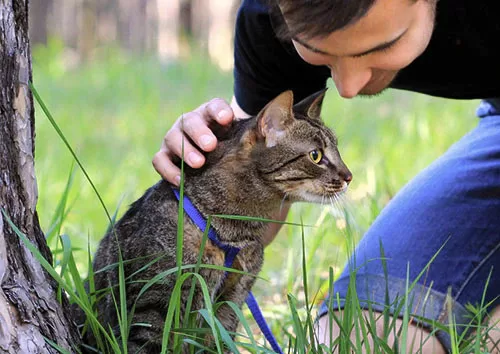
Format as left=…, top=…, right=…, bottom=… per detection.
left=26, top=40, right=496, bottom=352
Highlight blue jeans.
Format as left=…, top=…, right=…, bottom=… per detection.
left=319, top=99, right=500, bottom=352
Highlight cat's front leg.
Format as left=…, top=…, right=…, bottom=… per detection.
left=127, top=307, right=165, bottom=353
left=127, top=304, right=196, bottom=354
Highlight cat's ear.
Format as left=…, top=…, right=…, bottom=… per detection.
left=293, top=88, right=328, bottom=120
left=257, top=90, right=294, bottom=147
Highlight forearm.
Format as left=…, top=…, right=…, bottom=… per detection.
left=230, top=96, right=251, bottom=119
left=262, top=205, right=290, bottom=247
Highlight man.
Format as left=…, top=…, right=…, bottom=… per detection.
left=153, top=0, right=500, bottom=352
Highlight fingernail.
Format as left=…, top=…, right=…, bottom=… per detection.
left=174, top=175, right=181, bottom=186
left=217, top=109, right=231, bottom=121
left=200, top=134, right=213, bottom=148
left=188, top=152, right=202, bottom=164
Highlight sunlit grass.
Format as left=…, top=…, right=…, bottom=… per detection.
left=30, top=42, right=488, bottom=352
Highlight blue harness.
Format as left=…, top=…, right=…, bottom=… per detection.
left=172, top=188, right=283, bottom=353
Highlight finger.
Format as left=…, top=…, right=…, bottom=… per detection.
left=164, top=126, right=206, bottom=168
left=152, top=150, right=182, bottom=185
left=204, top=98, right=234, bottom=125
left=179, top=111, right=217, bottom=152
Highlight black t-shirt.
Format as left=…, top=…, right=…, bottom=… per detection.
left=233, top=0, right=500, bottom=115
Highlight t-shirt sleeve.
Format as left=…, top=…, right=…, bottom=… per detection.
left=233, top=0, right=330, bottom=116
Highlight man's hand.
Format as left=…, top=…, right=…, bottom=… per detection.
left=153, top=96, right=287, bottom=246
left=153, top=98, right=234, bottom=185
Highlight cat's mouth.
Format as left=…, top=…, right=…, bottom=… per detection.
left=336, top=183, right=349, bottom=195
left=291, top=181, right=349, bottom=204
left=324, top=180, right=349, bottom=194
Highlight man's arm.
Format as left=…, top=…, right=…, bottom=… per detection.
left=230, top=96, right=251, bottom=119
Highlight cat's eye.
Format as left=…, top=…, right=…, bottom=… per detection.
left=309, top=149, right=323, bottom=164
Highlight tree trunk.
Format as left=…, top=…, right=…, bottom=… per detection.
left=0, top=1, right=80, bottom=352
left=28, top=0, right=51, bottom=46
left=157, top=0, right=179, bottom=61
left=117, top=0, right=148, bottom=53
left=79, top=0, right=97, bottom=61
left=49, top=0, right=78, bottom=50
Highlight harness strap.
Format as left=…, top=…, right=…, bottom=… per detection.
left=246, top=291, right=284, bottom=353
left=172, top=187, right=283, bottom=353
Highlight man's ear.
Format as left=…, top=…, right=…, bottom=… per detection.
left=256, top=90, right=294, bottom=147
left=293, top=88, right=328, bottom=120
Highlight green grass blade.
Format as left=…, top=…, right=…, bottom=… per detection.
left=400, top=263, right=411, bottom=354
left=213, top=214, right=315, bottom=228
left=117, top=249, right=129, bottom=353
left=30, top=82, right=112, bottom=224
left=184, top=216, right=210, bottom=329
left=44, top=336, right=74, bottom=354
left=287, top=294, right=305, bottom=351
left=173, top=117, right=187, bottom=350
left=46, top=163, right=75, bottom=245
left=447, top=289, right=459, bottom=354
left=182, top=339, right=217, bottom=353
left=298, top=218, right=317, bottom=352
left=199, top=309, right=240, bottom=353
left=58, top=233, right=72, bottom=278
left=224, top=301, right=258, bottom=348
left=161, top=272, right=222, bottom=354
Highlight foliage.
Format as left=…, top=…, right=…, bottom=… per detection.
left=29, top=44, right=492, bottom=352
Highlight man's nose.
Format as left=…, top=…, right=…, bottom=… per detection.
left=329, top=60, right=372, bottom=98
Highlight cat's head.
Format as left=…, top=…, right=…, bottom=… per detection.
left=247, top=89, right=352, bottom=204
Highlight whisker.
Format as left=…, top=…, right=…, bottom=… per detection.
left=331, top=194, right=339, bottom=211
left=280, top=192, right=289, bottom=212
left=328, top=195, right=336, bottom=210
left=334, top=192, right=358, bottom=234
left=336, top=194, right=346, bottom=213
left=333, top=194, right=348, bottom=220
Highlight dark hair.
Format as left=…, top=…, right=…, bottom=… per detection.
left=270, top=0, right=378, bottom=41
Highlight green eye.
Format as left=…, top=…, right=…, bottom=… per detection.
left=309, top=149, right=322, bottom=164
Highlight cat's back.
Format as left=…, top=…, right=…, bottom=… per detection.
left=93, top=180, right=179, bottom=274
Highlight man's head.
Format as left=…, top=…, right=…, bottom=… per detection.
left=273, top=0, right=437, bottom=98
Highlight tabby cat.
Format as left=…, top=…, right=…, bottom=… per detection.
left=89, top=89, right=352, bottom=353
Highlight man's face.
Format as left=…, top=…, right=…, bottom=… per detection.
left=291, top=0, right=437, bottom=98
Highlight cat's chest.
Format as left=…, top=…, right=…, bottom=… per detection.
left=213, top=244, right=264, bottom=303
left=182, top=221, right=263, bottom=299
left=218, top=244, right=263, bottom=292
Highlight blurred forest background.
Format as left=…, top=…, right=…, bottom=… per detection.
left=30, top=0, right=478, bottom=335
left=30, top=0, right=238, bottom=70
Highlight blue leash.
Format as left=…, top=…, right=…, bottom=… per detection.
left=172, top=188, right=284, bottom=354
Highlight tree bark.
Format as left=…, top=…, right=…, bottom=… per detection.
left=28, top=0, right=51, bottom=46
left=0, top=0, right=80, bottom=352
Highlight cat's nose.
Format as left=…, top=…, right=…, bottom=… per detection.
left=342, top=171, right=353, bottom=184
